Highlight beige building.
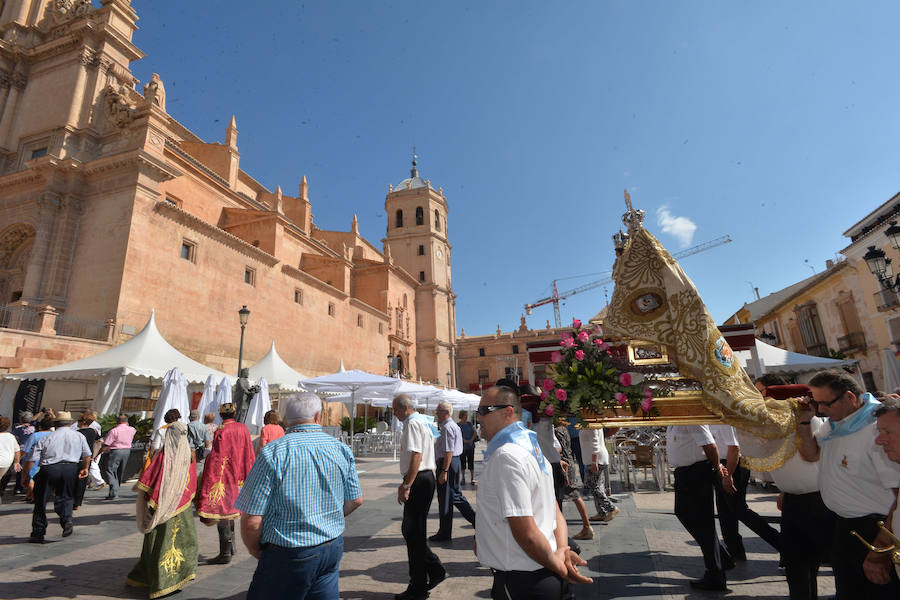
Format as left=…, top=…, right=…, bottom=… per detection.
left=724, top=195, right=900, bottom=392
left=0, top=0, right=456, bottom=385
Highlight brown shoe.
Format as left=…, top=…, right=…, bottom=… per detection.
left=601, top=508, right=620, bottom=522
left=572, top=527, right=594, bottom=540
left=588, top=513, right=604, bottom=522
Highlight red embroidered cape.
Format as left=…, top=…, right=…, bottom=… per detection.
left=195, top=419, right=255, bottom=520
left=135, top=450, right=197, bottom=514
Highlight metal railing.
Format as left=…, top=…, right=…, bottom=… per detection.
left=55, top=313, right=108, bottom=341
left=0, top=304, right=38, bottom=331
left=837, top=331, right=867, bottom=352
left=874, top=289, right=900, bottom=310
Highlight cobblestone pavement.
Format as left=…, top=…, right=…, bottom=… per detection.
left=0, top=455, right=833, bottom=599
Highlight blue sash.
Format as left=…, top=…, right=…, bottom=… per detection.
left=407, top=412, right=440, bottom=439
left=483, top=421, right=550, bottom=474
left=820, top=392, right=881, bottom=442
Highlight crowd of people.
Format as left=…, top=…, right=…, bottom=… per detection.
left=3, top=366, right=900, bottom=599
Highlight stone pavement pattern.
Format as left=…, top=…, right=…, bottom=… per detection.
left=0, top=456, right=833, bottom=599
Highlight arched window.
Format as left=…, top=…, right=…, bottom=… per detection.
left=434, top=209, right=441, bottom=231
left=402, top=294, right=408, bottom=308
left=0, top=223, right=36, bottom=306
left=395, top=209, right=403, bottom=228
left=415, top=207, right=424, bottom=226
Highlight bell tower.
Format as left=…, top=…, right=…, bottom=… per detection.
left=383, top=154, right=457, bottom=386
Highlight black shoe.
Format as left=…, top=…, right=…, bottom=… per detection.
left=722, top=555, right=736, bottom=571
left=28, top=534, right=44, bottom=543
left=428, top=534, right=451, bottom=542
left=62, top=522, right=73, bottom=537
left=689, top=575, right=727, bottom=591
left=394, top=589, right=429, bottom=600
left=427, top=568, right=447, bottom=590
left=207, top=553, right=232, bottom=565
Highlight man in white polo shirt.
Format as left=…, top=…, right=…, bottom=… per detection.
left=797, top=370, right=900, bottom=598
left=769, top=415, right=836, bottom=600
left=475, top=385, right=591, bottom=599
left=666, top=424, right=729, bottom=591
left=393, top=393, right=445, bottom=600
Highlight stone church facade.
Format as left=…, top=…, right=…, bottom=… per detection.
left=0, top=0, right=457, bottom=384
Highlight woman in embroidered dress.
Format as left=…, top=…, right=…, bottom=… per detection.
left=126, top=421, right=198, bottom=599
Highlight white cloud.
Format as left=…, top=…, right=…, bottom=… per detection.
left=656, top=206, right=697, bottom=248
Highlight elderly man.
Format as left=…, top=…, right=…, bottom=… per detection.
left=98, top=414, right=136, bottom=500
left=666, top=425, right=730, bottom=591
left=196, top=402, right=255, bottom=564
left=25, top=411, right=91, bottom=543
left=475, top=385, right=591, bottom=599
left=872, top=396, right=900, bottom=584
left=430, top=401, right=476, bottom=542
left=394, top=393, right=445, bottom=600
left=235, top=392, right=362, bottom=599
left=797, top=370, right=900, bottom=597
left=187, top=409, right=211, bottom=462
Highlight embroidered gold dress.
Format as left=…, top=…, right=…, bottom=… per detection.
left=195, top=419, right=255, bottom=521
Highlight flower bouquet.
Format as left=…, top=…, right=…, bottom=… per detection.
left=538, top=318, right=661, bottom=423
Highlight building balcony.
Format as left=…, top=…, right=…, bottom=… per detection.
left=874, top=288, right=900, bottom=311
left=804, top=343, right=829, bottom=357
left=837, top=331, right=867, bottom=353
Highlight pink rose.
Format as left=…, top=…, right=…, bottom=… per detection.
left=595, top=326, right=603, bottom=336
left=555, top=388, right=567, bottom=402
left=619, top=372, right=632, bottom=386
left=594, top=339, right=609, bottom=351
left=577, top=331, right=590, bottom=343
left=544, top=405, right=555, bottom=416
left=572, top=318, right=582, bottom=329
left=575, top=349, right=585, bottom=361
left=641, top=397, right=653, bottom=412
left=560, top=337, right=575, bottom=348
left=551, top=351, right=562, bottom=363
left=542, top=378, right=555, bottom=392
left=540, top=390, right=548, bottom=401
left=615, top=392, right=627, bottom=405
left=643, top=387, right=654, bottom=399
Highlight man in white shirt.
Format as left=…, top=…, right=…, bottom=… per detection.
left=797, top=370, right=900, bottom=598
left=430, top=401, right=475, bottom=542
left=475, top=385, right=591, bottom=599
left=666, top=425, right=729, bottom=591
left=709, top=424, right=781, bottom=561
left=770, top=416, right=837, bottom=600
left=393, top=394, right=444, bottom=600
left=579, top=427, right=617, bottom=522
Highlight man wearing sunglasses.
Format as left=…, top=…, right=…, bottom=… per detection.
left=797, top=370, right=900, bottom=598
left=474, top=385, right=591, bottom=599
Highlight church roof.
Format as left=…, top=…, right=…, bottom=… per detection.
left=394, top=176, right=427, bottom=190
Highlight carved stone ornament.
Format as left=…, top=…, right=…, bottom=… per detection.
left=54, top=0, right=93, bottom=18
left=142, top=73, right=166, bottom=111
left=104, top=84, right=134, bottom=128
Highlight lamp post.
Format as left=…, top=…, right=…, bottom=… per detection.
left=387, top=353, right=395, bottom=377
left=237, top=305, right=250, bottom=377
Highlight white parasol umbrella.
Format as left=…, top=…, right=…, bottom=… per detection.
left=881, top=348, right=900, bottom=394
left=151, top=367, right=189, bottom=434
left=209, top=376, right=233, bottom=425
left=197, top=374, right=217, bottom=418
left=246, top=377, right=271, bottom=435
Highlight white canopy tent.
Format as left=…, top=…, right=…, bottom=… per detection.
left=736, top=338, right=860, bottom=381
left=248, top=342, right=308, bottom=399
left=2, top=311, right=229, bottom=416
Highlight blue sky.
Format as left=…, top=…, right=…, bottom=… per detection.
left=131, top=2, right=900, bottom=335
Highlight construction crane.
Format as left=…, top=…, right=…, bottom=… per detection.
left=525, top=235, right=733, bottom=328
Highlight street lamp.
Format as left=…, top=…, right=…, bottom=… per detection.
left=387, top=353, right=395, bottom=376
left=237, top=305, right=250, bottom=377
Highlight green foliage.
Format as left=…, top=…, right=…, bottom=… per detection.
left=97, top=413, right=153, bottom=439
left=341, top=416, right=376, bottom=434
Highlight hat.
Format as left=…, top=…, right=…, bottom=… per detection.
left=19, top=410, right=34, bottom=422
left=218, top=403, right=235, bottom=415
left=55, top=411, right=75, bottom=425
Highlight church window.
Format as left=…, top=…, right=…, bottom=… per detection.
left=415, top=207, right=424, bottom=226
left=395, top=210, right=403, bottom=228
left=358, top=314, right=364, bottom=327
left=403, top=294, right=407, bottom=308
left=478, top=369, right=490, bottom=383
left=478, top=347, right=485, bottom=357
left=180, top=240, right=196, bottom=263
left=419, top=271, right=425, bottom=282
left=30, top=147, right=47, bottom=159
left=294, top=289, right=303, bottom=305
left=434, top=209, right=441, bottom=231
left=244, top=267, right=256, bottom=286
left=512, top=344, right=519, bottom=354
left=378, top=322, right=384, bottom=335
left=417, top=245, right=424, bottom=256
left=328, top=302, right=335, bottom=317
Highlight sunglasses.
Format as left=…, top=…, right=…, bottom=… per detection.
left=476, top=404, right=512, bottom=417
left=809, top=390, right=845, bottom=408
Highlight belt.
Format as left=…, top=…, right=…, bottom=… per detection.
left=264, top=536, right=339, bottom=551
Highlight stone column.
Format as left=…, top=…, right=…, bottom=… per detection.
left=38, top=194, right=82, bottom=304
left=105, top=318, right=116, bottom=342
left=21, top=191, right=61, bottom=303
left=37, top=304, right=57, bottom=334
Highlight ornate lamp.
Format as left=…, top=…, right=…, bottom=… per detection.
left=237, top=305, right=250, bottom=377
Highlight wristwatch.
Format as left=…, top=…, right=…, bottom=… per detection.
left=401, top=483, right=411, bottom=490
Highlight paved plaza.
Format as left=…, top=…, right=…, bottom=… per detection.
left=0, top=455, right=832, bottom=600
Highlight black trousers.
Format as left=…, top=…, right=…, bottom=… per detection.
left=781, top=491, right=836, bottom=600
left=435, top=455, right=476, bottom=536
left=831, top=514, right=900, bottom=599
left=674, top=461, right=725, bottom=579
left=551, top=462, right=565, bottom=509
left=491, top=568, right=572, bottom=600
left=31, top=462, right=78, bottom=536
left=402, top=470, right=442, bottom=593
left=714, top=459, right=782, bottom=555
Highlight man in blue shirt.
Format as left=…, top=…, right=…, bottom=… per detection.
left=236, top=392, right=363, bottom=599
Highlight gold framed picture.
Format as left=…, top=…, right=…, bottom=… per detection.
left=627, top=343, right=670, bottom=365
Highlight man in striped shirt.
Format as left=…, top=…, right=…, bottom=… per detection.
left=235, top=391, right=363, bottom=599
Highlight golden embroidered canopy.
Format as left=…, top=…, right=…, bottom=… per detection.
left=603, top=198, right=796, bottom=453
